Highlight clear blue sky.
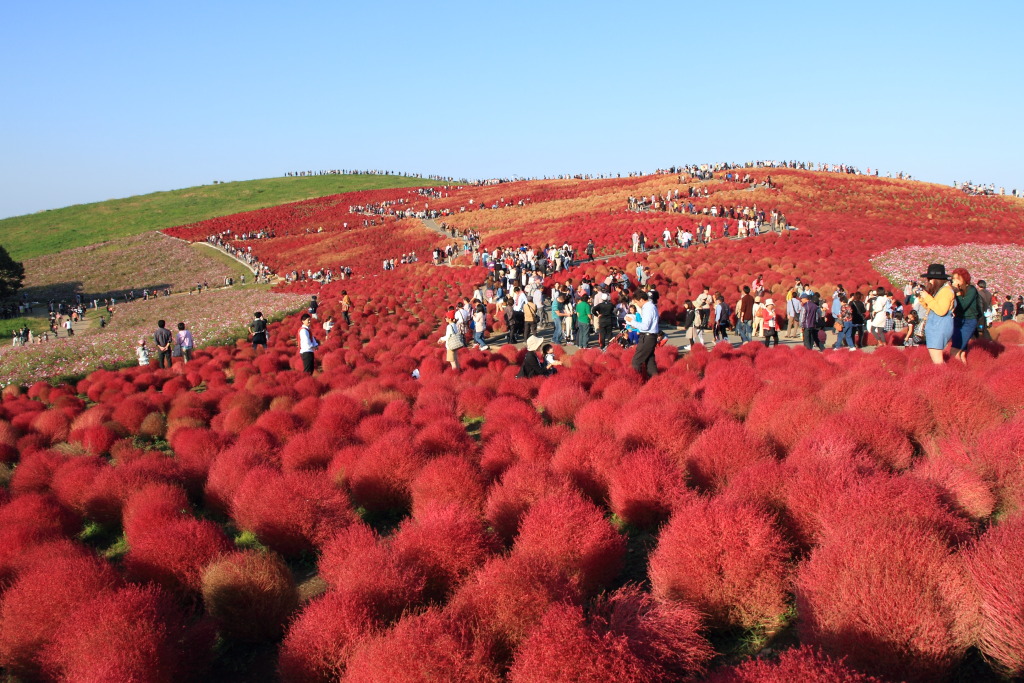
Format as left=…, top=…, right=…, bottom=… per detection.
left=2, top=0, right=1021, bottom=219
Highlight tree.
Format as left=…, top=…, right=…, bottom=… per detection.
left=0, top=245, right=25, bottom=300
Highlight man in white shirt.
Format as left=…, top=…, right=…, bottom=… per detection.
left=298, top=313, right=319, bottom=374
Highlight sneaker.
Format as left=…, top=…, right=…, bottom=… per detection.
left=682, top=345, right=691, bottom=351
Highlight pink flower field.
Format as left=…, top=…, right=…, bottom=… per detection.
left=872, top=243, right=1024, bottom=294
left=0, top=289, right=306, bottom=386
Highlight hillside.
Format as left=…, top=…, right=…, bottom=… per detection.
left=0, top=174, right=441, bottom=260
left=3, top=166, right=1024, bottom=682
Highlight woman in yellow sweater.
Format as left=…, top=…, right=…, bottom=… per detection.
left=916, top=263, right=955, bottom=365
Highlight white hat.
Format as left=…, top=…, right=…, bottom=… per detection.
left=765, top=299, right=775, bottom=306
left=526, top=335, right=544, bottom=352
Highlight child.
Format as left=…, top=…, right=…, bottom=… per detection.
left=903, top=311, right=924, bottom=347
left=136, top=339, right=150, bottom=366
left=625, top=305, right=640, bottom=345
left=323, top=316, right=335, bottom=337
left=541, top=344, right=562, bottom=373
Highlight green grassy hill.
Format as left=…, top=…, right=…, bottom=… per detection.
left=0, top=174, right=442, bottom=260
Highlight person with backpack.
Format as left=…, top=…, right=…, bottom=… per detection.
left=249, top=312, right=268, bottom=350
left=308, top=295, right=319, bottom=320
left=800, top=293, right=826, bottom=351
left=298, top=313, right=319, bottom=374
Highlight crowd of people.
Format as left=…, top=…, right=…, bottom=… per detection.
left=423, top=256, right=1024, bottom=380
left=954, top=181, right=1019, bottom=197
left=205, top=234, right=274, bottom=282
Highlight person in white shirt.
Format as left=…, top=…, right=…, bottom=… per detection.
left=298, top=313, right=319, bottom=374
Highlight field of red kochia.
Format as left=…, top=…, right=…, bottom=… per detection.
left=2, top=170, right=1024, bottom=681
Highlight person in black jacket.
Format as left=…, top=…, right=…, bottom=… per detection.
left=516, top=336, right=549, bottom=378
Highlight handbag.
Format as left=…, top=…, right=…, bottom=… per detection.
left=445, top=325, right=465, bottom=350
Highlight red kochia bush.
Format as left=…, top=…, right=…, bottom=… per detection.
left=608, top=448, right=689, bottom=529
left=232, top=468, right=356, bottom=556
left=341, top=608, right=501, bottom=683
left=409, top=455, right=487, bottom=516
left=389, top=503, right=495, bottom=601
left=795, top=522, right=967, bottom=682
left=508, top=588, right=714, bottom=683
left=124, top=516, right=232, bottom=597
left=513, top=491, right=626, bottom=596
left=201, top=550, right=299, bottom=643
left=960, top=516, right=1024, bottom=676
left=449, top=554, right=582, bottom=648
left=484, top=461, right=572, bottom=545
left=122, top=483, right=190, bottom=539
left=347, top=432, right=426, bottom=514
left=685, top=419, right=775, bottom=493
left=706, top=645, right=883, bottom=682
left=0, top=550, right=120, bottom=678
left=42, top=585, right=194, bottom=683
left=649, top=497, right=790, bottom=631
left=277, top=591, right=375, bottom=683
left=318, top=524, right=426, bottom=623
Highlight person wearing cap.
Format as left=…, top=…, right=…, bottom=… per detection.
left=761, top=299, right=779, bottom=347
left=800, top=292, right=825, bottom=351
left=516, top=335, right=549, bottom=378
left=631, top=290, right=660, bottom=379
left=917, top=263, right=955, bottom=364
left=438, top=311, right=462, bottom=370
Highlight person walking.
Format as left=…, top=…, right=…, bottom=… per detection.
left=736, top=286, right=755, bottom=343
left=917, top=264, right=954, bottom=365
left=472, top=300, right=489, bottom=350
left=298, top=313, right=319, bottom=374
left=786, top=288, right=803, bottom=339
left=832, top=295, right=855, bottom=349
left=340, top=291, right=353, bottom=325
left=438, top=311, right=463, bottom=370
left=176, top=322, right=194, bottom=363
left=154, top=320, right=173, bottom=368
left=631, top=291, right=659, bottom=379
left=761, top=299, right=780, bottom=347
left=800, top=294, right=825, bottom=351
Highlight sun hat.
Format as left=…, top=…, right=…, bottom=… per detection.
left=920, top=263, right=949, bottom=280
left=526, top=335, right=544, bottom=352
left=765, top=299, right=775, bottom=306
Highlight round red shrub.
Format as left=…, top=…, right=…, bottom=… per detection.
left=706, top=645, right=883, bottom=682
left=201, top=550, right=299, bottom=643
left=0, top=550, right=120, bottom=678
left=649, top=497, right=791, bottom=631
left=347, top=433, right=426, bottom=514
left=42, top=584, right=194, bottom=683
left=232, top=468, right=356, bottom=556
left=795, top=522, right=967, bottom=682
left=484, top=461, right=571, bottom=544
left=318, top=524, right=426, bottom=623
left=390, top=503, right=495, bottom=601
left=341, top=607, right=500, bottom=683
left=449, top=554, right=582, bottom=648
left=960, top=516, right=1024, bottom=676
left=685, top=419, right=775, bottom=493
left=278, top=591, right=375, bottom=683
left=513, top=490, right=626, bottom=596
left=409, top=455, right=486, bottom=517
left=607, top=448, right=689, bottom=528
left=122, top=482, right=190, bottom=539
left=124, top=516, right=232, bottom=596
left=508, top=589, right=715, bottom=683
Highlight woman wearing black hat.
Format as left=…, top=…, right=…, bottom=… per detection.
left=916, top=263, right=955, bottom=364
